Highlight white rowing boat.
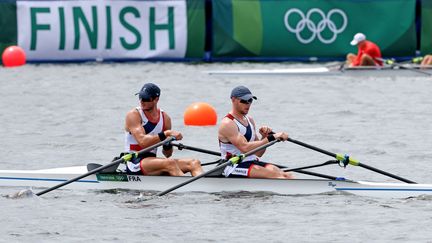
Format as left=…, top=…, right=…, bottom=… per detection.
left=207, top=65, right=432, bottom=77
left=1, top=165, right=432, bottom=198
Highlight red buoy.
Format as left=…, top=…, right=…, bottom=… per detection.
left=2, top=46, right=26, bottom=68
left=184, top=102, right=217, bottom=126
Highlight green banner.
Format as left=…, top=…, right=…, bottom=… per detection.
left=186, top=0, right=205, bottom=58
left=0, top=1, right=17, bottom=64
left=421, top=0, right=432, bottom=54
left=212, top=0, right=417, bottom=58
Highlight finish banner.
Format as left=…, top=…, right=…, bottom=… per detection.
left=212, top=0, right=417, bottom=58
left=421, top=0, right=432, bottom=54
left=15, top=0, right=204, bottom=61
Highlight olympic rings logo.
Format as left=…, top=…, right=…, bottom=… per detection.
left=284, top=8, right=348, bottom=44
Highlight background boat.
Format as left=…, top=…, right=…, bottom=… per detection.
left=207, top=64, right=432, bottom=77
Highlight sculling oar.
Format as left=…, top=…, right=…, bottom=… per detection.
left=376, top=57, right=432, bottom=76
left=170, top=142, right=222, bottom=166
left=36, top=137, right=176, bottom=196
left=171, top=142, right=220, bottom=156
left=171, top=142, right=339, bottom=179
left=287, top=138, right=416, bottom=184
left=157, top=139, right=280, bottom=196
left=283, top=160, right=339, bottom=172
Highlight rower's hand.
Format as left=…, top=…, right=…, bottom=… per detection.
left=274, top=132, right=289, bottom=141
left=259, top=126, right=273, bottom=138
left=165, top=130, right=183, bottom=141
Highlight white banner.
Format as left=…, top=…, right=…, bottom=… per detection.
left=17, top=0, right=187, bottom=61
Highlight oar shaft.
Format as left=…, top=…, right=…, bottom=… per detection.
left=288, top=138, right=336, bottom=157
left=36, top=159, right=121, bottom=196
left=273, top=161, right=340, bottom=180
left=282, top=160, right=338, bottom=172
left=201, top=159, right=223, bottom=167
left=376, top=57, right=431, bottom=76
left=398, top=65, right=432, bottom=76
left=157, top=161, right=229, bottom=196
left=171, top=142, right=221, bottom=156
left=36, top=137, right=175, bottom=196
left=358, top=163, right=416, bottom=184
left=294, top=170, right=339, bottom=180
left=173, top=142, right=339, bottom=180
left=288, top=137, right=416, bottom=184
left=157, top=139, right=280, bottom=196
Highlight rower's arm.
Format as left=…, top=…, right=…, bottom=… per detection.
left=125, top=110, right=166, bottom=150
left=250, top=117, right=266, bottom=157
left=162, top=113, right=173, bottom=158
left=219, top=118, right=270, bottom=155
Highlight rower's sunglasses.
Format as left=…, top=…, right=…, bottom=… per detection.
left=140, top=98, right=154, bottom=102
left=240, top=98, right=254, bottom=104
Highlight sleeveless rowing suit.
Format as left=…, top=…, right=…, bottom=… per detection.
left=124, top=107, right=165, bottom=175
left=219, top=113, right=268, bottom=177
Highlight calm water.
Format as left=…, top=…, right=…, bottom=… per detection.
left=1, top=62, right=432, bottom=242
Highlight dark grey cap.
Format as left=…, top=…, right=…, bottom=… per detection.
left=230, top=86, right=257, bottom=100
left=135, top=83, right=161, bottom=100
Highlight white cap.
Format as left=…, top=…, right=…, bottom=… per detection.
left=350, top=33, right=366, bottom=46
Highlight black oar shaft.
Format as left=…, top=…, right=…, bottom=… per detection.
left=173, top=141, right=339, bottom=179
left=358, top=163, right=415, bottom=184
left=294, top=170, right=339, bottom=180
left=288, top=137, right=416, bottom=184
left=274, top=161, right=340, bottom=180
left=288, top=138, right=336, bottom=157
left=376, top=57, right=431, bottom=76
left=201, top=159, right=223, bottom=167
left=282, top=160, right=338, bottom=172
left=172, top=142, right=221, bottom=156
left=157, top=140, right=280, bottom=196
left=36, top=137, right=175, bottom=196
left=36, top=159, right=122, bottom=196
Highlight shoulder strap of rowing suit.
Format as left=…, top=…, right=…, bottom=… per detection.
left=225, top=113, right=235, bottom=120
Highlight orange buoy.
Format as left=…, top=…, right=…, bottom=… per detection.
left=184, top=102, right=217, bottom=126
left=2, top=46, right=26, bottom=68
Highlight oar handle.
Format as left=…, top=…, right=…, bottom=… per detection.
left=228, top=139, right=280, bottom=165
left=36, top=137, right=176, bottom=196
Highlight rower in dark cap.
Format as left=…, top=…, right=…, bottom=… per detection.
left=218, top=86, right=293, bottom=179
left=124, top=83, right=203, bottom=176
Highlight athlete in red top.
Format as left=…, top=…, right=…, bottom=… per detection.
left=346, top=33, right=382, bottom=67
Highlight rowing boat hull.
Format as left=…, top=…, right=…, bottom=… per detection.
left=207, top=66, right=432, bottom=77
left=1, top=166, right=432, bottom=198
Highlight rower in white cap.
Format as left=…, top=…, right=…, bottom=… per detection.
left=346, top=33, right=383, bottom=67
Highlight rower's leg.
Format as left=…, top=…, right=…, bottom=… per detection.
left=346, top=53, right=356, bottom=65
left=265, top=164, right=294, bottom=179
left=175, top=158, right=203, bottom=176
left=360, top=54, right=375, bottom=66
left=140, top=157, right=185, bottom=176
left=249, top=165, right=288, bottom=179
left=421, top=55, right=432, bottom=66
